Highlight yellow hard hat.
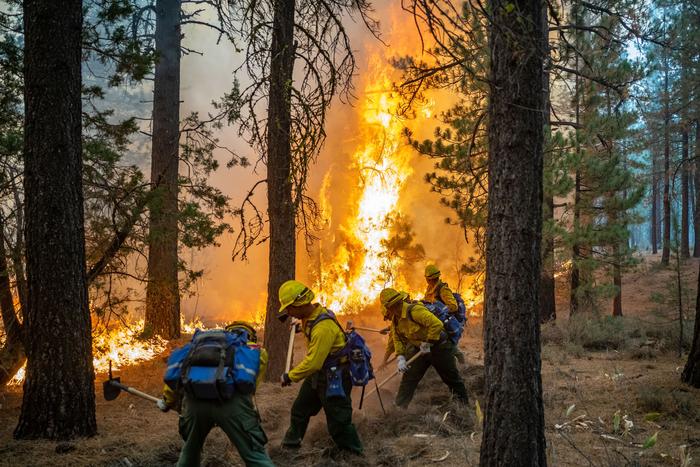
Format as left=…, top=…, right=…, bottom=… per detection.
left=278, top=280, right=315, bottom=321
left=225, top=321, right=258, bottom=342
left=379, top=288, right=407, bottom=314
left=425, top=264, right=440, bottom=279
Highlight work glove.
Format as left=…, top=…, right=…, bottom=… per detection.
left=419, top=342, right=432, bottom=354
left=397, top=355, right=409, bottom=373
left=280, top=372, right=292, bottom=387
left=156, top=399, right=169, bottom=413
left=379, top=326, right=390, bottom=335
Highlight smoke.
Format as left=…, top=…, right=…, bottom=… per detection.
left=174, top=3, right=478, bottom=324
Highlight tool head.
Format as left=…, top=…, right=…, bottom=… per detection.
left=346, top=320, right=354, bottom=330
left=103, top=377, right=122, bottom=401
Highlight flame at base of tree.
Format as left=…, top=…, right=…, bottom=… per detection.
left=7, top=316, right=213, bottom=386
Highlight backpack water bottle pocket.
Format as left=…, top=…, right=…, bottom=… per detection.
left=183, top=366, right=235, bottom=400
left=233, top=345, right=261, bottom=395
left=325, top=366, right=346, bottom=399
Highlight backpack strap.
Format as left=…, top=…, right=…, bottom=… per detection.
left=405, top=303, right=418, bottom=325
left=309, top=311, right=349, bottom=368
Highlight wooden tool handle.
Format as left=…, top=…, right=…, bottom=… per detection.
left=365, top=351, right=423, bottom=399
left=284, top=322, right=296, bottom=373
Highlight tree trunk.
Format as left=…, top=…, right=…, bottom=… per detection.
left=652, top=150, right=658, bottom=254
left=694, top=121, right=700, bottom=257
left=263, top=0, right=297, bottom=382
left=612, top=241, right=622, bottom=317
left=14, top=0, right=96, bottom=438
left=682, top=259, right=700, bottom=387
left=540, top=194, right=556, bottom=323
left=10, top=176, right=28, bottom=316
left=0, top=217, right=24, bottom=387
left=681, top=125, right=690, bottom=258
left=481, top=0, right=547, bottom=464
left=145, top=0, right=182, bottom=339
left=661, top=61, right=671, bottom=266
left=570, top=169, right=581, bottom=315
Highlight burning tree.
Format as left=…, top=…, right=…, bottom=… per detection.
left=224, top=0, right=379, bottom=380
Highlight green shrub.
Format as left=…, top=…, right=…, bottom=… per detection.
left=567, top=315, right=627, bottom=350
left=636, top=386, right=668, bottom=413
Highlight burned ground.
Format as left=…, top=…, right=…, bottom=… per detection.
left=1, top=256, right=699, bottom=466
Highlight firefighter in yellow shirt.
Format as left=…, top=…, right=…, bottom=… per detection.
left=380, top=288, right=469, bottom=408
left=424, top=264, right=466, bottom=363
left=277, top=280, right=363, bottom=455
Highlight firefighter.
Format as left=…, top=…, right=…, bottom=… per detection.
left=379, top=287, right=469, bottom=408
left=424, top=264, right=458, bottom=313
left=424, top=264, right=466, bottom=363
left=159, top=322, right=274, bottom=467
left=277, top=280, right=364, bottom=455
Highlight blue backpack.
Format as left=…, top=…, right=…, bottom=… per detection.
left=436, top=282, right=468, bottom=325
left=164, top=329, right=261, bottom=400
left=308, top=311, right=375, bottom=400
left=409, top=301, right=464, bottom=345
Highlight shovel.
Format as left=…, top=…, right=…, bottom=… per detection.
left=103, top=361, right=161, bottom=404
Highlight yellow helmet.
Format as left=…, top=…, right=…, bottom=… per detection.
left=425, top=264, right=440, bottom=279
left=278, top=280, right=315, bottom=321
left=379, top=288, right=407, bottom=317
left=225, top=321, right=258, bottom=342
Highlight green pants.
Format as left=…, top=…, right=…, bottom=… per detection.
left=177, top=394, right=274, bottom=467
left=282, top=369, right=363, bottom=454
left=395, top=342, right=469, bottom=408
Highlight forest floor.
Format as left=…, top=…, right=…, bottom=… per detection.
left=0, top=253, right=699, bottom=466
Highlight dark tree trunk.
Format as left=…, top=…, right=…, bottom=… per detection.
left=694, top=121, right=700, bottom=257
left=681, top=125, right=690, bottom=258
left=0, top=217, right=24, bottom=387
left=145, top=0, right=182, bottom=339
left=652, top=150, right=658, bottom=254
left=661, top=63, right=671, bottom=266
left=14, top=0, right=96, bottom=438
left=571, top=170, right=581, bottom=315
left=540, top=194, right=556, bottom=323
left=263, top=0, right=297, bottom=381
left=682, top=259, right=700, bottom=387
left=10, top=176, right=28, bottom=315
left=612, top=242, right=623, bottom=317
left=481, top=0, right=547, bottom=464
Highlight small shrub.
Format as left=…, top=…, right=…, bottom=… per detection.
left=540, top=322, right=565, bottom=346
left=636, top=386, right=668, bottom=413
left=567, top=315, right=627, bottom=350
left=541, top=343, right=569, bottom=365
left=563, top=342, right=585, bottom=358
left=671, top=390, right=696, bottom=419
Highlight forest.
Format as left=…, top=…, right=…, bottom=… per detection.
left=0, top=0, right=699, bottom=466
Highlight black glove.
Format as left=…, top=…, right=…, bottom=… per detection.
left=280, top=372, right=293, bottom=387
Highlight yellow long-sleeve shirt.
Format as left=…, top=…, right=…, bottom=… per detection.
left=388, top=301, right=444, bottom=357
left=288, top=305, right=346, bottom=383
left=425, top=281, right=458, bottom=313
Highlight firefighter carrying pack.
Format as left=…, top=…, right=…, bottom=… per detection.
left=163, top=328, right=261, bottom=400
left=408, top=301, right=464, bottom=345
left=435, top=282, right=468, bottom=325
left=308, top=311, right=375, bottom=400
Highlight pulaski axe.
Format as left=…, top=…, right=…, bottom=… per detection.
left=103, top=361, right=161, bottom=404
left=346, top=320, right=390, bottom=335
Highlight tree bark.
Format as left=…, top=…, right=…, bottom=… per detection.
left=681, top=259, right=700, bottom=387
left=661, top=60, right=671, bottom=265
left=681, top=125, right=690, bottom=258
left=481, top=0, right=547, bottom=464
left=694, top=121, right=700, bottom=257
left=0, top=217, right=24, bottom=387
left=145, top=0, right=182, bottom=339
left=540, top=194, right=556, bottom=323
left=651, top=149, right=659, bottom=254
left=263, top=0, right=297, bottom=381
left=14, top=0, right=96, bottom=438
